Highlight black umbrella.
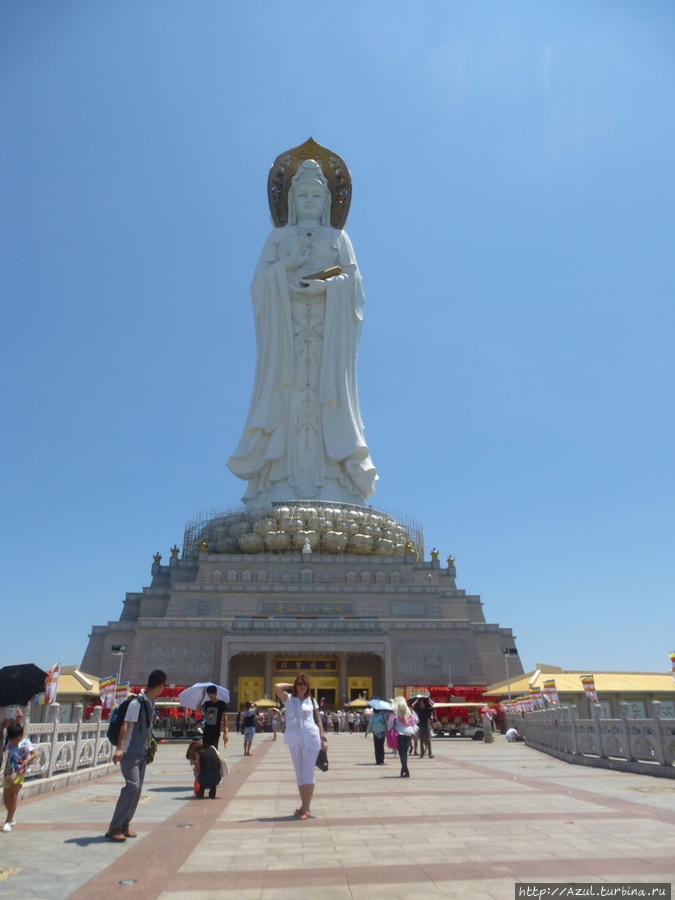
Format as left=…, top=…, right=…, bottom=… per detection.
left=0, top=664, right=48, bottom=706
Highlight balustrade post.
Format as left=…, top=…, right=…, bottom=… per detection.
left=91, top=706, right=105, bottom=765
left=619, top=701, right=633, bottom=761
left=47, top=703, right=60, bottom=777
left=592, top=703, right=604, bottom=759
left=71, top=704, right=84, bottom=772
left=650, top=700, right=666, bottom=765
left=566, top=705, right=579, bottom=755
left=552, top=708, right=560, bottom=749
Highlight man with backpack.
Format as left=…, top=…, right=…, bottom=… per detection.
left=105, top=669, right=167, bottom=842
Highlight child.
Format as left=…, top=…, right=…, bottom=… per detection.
left=3, top=724, right=37, bottom=832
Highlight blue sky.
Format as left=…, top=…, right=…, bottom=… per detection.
left=2, top=1, right=673, bottom=677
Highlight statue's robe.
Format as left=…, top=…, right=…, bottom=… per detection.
left=228, top=226, right=377, bottom=507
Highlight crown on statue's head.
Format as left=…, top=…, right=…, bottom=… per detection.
left=292, top=158, right=327, bottom=187
left=268, top=137, right=352, bottom=230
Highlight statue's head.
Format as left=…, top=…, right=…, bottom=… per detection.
left=288, top=159, right=331, bottom=226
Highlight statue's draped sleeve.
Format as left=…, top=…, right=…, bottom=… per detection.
left=319, top=232, right=374, bottom=493
left=228, top=229, right=292, bottom=478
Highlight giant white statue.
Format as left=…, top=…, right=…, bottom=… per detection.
left=228, top=139, right=378, bottom=509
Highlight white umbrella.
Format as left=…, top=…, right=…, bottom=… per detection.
left=178, top=682, right=230, bottom=710
left=368, top=698, right=393, bottom=712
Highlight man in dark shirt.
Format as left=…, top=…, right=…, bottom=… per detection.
left=201, top=686, right=229, bottom=749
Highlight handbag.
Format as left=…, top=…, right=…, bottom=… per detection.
left=386, top=724, right=398, bottom=750
left=216, top=748, right=230, bottom=775
left=145, top=697, right=158, bottom=763
left=146, top=730, right=158, bottom=764
left=312, top=702, right=329, bottom=772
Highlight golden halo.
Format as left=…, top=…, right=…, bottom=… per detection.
left=267, top=137, right=352, bottom=230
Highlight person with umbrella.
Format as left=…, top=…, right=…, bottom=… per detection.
left=364, top=699, right=390, bottom=765
left=411, top=696, right=435, bottom=759
left=177, top=682, right=230, bottom=749
left=0, top=663, right=47, bottom=759
left=200, top=685, right=229, bottom=751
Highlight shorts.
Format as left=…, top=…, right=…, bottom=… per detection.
left=3, top=773, right=24, bottom=789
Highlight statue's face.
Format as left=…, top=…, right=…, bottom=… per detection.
left=292, top=179, right=327, bottom=221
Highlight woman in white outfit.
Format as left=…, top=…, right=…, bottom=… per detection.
left=275, top=674, right=328, bottom=819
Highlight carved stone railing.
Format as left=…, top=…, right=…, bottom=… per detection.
left=505, top=700, right=675, bottom=778
left=20, top=703, right=113, bottom=788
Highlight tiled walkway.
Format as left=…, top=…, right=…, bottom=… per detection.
left=1, top=732, right=674, bottom=898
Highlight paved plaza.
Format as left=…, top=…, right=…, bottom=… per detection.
left=1, top=732, right=674, bottom=899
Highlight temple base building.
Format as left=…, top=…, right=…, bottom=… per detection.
left=82, top=501, right=523, bottom=708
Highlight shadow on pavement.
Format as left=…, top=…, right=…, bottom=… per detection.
left=147, top=786, right=191, bottom=793
left=64, top=836, right=111, bottom=847
left=238, top=815, right=301, bottom=823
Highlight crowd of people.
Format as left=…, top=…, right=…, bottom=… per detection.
left=1, top=673, right=509, bottom=838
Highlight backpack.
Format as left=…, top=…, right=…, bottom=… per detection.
left=107, top=695, right=150, bottom=746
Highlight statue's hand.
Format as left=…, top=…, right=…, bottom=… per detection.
left=296, top=278, right=326, bottom=295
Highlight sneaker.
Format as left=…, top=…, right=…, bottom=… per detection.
left=2, top=823, right=13, bottom=833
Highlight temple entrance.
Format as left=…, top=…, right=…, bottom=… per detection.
left=274, top=657, right=339, bottom=709
left=308, top=677, right=338, bottom=710
left=237, top=676, right=264, bottom=710
left=348, top=676, right=372, bottom=700
left=229, top=652, right=386, bottom=710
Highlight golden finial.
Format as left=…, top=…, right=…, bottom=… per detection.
left=447, top=554, right=455, bottom=567
left=199, top=541, right=208, bottom=553
left=430, top=547, right=439, bottom=561
left=405, top=541, right=414, bottom=554
left=153, top=552, right=162, bottom=565
left=170, top=544, right=180, bottom=559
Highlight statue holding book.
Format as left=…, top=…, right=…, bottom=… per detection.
left=228, top=139, right=378, bottom=508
